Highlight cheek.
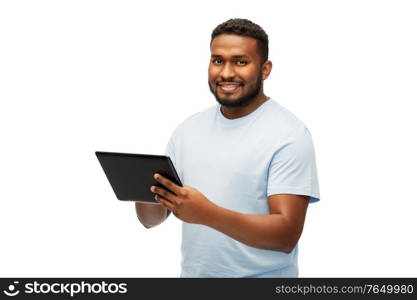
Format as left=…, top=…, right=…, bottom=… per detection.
left=208, top=68, right=218, bottom=82
left=240, top=68, right=261, bottom=84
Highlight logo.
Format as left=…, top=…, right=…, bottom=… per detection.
left=3, top=281, right=20, bottom=297
left=2, top=280, right=128, bottom=297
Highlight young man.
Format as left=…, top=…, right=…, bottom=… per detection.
left=135, top=18, right=320, bottom=277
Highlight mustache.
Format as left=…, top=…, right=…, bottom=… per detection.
left=215, top=79, right=244, bottom=84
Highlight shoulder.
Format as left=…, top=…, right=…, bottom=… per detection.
left=263, top=99, right=311, bottom=140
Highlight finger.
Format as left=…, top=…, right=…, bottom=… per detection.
left=155, top=195, right=176, bottom=213
left=150, top=186, right=177, bottom=204
left=154, top=173, right=182, bottom=196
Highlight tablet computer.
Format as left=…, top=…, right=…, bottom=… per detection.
left=95, top=151, right=182, bottom=203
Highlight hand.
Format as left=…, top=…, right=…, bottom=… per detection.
left=150, top=173, right=217, bottom=224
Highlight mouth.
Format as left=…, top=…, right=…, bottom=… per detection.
left=216, top=82, right=242, bottom=93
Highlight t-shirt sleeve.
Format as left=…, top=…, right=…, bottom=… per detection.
left=165, top=135, right=175, bottom=161
left=165, top=133, right=177, bottom=168
left=267, top=125, right=320, bottom=203
left=165, top=129, right=182, bottom=183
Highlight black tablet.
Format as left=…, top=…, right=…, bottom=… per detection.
left=95, top=151, right=182, bottom=203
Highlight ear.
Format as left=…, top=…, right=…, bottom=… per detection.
left=261, top=60, right=273, bottom=80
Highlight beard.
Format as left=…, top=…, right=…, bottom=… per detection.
left=208, top=73, right=263, bottom=108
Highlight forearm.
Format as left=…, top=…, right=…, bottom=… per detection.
left=135, top=202, right=169, bottom=228
left=203, top=205, right=299, bottom=253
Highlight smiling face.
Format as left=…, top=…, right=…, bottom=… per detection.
left=208, top=34, right=269, bottom=107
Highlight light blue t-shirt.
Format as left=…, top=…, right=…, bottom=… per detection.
left=165, top=99, right=320, bottom=277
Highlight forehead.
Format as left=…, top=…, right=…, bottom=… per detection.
left=210, top=34, right=259, bottom=58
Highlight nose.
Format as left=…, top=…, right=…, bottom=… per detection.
left=219, top=61, right=236, bottom=80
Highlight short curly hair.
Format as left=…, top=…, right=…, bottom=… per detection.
left=211, top=18, right=269, bottom=63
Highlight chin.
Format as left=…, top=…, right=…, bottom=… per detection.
left=215, top=96, right=253, bottom=108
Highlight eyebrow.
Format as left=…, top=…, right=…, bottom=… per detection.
left=211, top=54, right=250, bottom=59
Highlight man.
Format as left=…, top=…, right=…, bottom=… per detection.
left=135, top=18, right=320, bottom=277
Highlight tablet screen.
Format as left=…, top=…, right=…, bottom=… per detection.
left=96, top=151, right=182, bottom=203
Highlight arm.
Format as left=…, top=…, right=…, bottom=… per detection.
left=204, top=194, right=309, bottom=253
left=135, top=202, right=171, bottom=229
left=151, top=174, right=309, bottom=252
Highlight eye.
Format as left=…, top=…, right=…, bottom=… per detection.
left=235, top=60, right=248, bottom=66
left=211, top=58, right=223, bottom=64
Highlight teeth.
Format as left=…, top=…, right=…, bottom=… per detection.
left=217, top=83, right=241, bottom=92
left=219, top=84, right=240, bottom=88
left=222, top=85, right=237, bottom=90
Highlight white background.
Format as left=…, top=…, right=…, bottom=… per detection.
left=1, top=0, right=416, bottom=277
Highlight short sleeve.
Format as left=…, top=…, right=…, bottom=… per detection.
left=165, top=129, right=183, bottom=184
left=267, top=125, right=320, bottom=203
left=165, top=133, right=177, bottom=169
